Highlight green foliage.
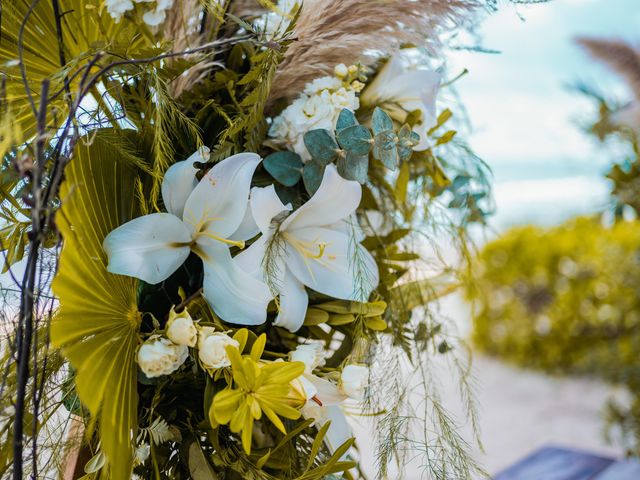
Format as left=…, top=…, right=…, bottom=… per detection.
left=467, top=217, right=640, bottom=454
left=264, top=151, right=304, bottom=186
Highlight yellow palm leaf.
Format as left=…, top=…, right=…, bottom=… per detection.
left=51, top=131, right=148, bottom=479
left=1, top=1, right=147, bottom=142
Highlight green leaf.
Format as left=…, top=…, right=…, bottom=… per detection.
left=336, top=109, right=358, bottom=131
left=264, top=151, right=303, bottom=186
left=303, top=129, right=339, bottom=165
left=377, top=144, right=399, bottom=170
left=435, top=130, right=457, bottom=146
left=51, top=130, right=147, bottom=480
left=336, top=125, right=373, bottom=156
left=337, top=152, right=368, bottom=184
left=372, top=107, right=394, bottom=134
left=303, top=161, right=325, bottom=195
left=188, top=441, right=219, bottom=480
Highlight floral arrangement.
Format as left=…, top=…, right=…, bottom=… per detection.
left=0, top=1, right=497, bottom=478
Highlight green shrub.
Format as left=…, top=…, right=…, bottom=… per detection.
left=467, top=217, right=640, bottom=453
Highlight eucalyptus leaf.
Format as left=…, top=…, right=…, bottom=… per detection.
left=336, top=108, right=358, bottom=131
left=264, top=151, right=303, bottom=186
left=303, top=161, right=325, bottom=195
left=337, top=152, right=368, bottom=184
left=304, top=129, right=339, bottom=165
left=378, top=145, right=399, bottom=170
left=336, top=125, right=373, bottom=156
left=372, top=107, right=394, bottom=134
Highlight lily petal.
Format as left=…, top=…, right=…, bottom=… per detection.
left=273, top=268, right=308, bottom=332
left=285, top=226, right=377, bottom=301
left=182, top=152, right=261, bottom=238
left=199, top=240, right=272, bottom=326
left=103, top=213, right=192, bottom=284
left=228, top=199, right=260, bottom=241
left=322, top=405, right=353, bottom=454
left=282, top=165, right=361, bottom=231
left=162, top=147, right=210, bottom=218
left=307, top=374, right=348, bottom=406
left=250, top=185, right=292, bottom=234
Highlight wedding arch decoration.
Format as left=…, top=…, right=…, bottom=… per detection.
left=0, top=1, right=518, bottom=478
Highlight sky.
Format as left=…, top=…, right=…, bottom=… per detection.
left=446, top=0, right=640, bottom=229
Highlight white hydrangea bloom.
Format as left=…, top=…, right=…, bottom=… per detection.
left=137, top=336, right=188, bottom=378
left=268, top=75, right=360, bottom=161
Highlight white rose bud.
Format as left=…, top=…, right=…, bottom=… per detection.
left=137, top=336, right=188, bottom=378
left=334, top=63, right=348, bottom=78
left=290, top=341, right=327, bottom=374
left=198, top=327, right=239, bottom=370
left=340, top=364, right=369, bottom=400
left=166, top=308, right=197, bottom=347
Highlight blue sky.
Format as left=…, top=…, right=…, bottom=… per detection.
left=446, top=0, right=640, bottom=227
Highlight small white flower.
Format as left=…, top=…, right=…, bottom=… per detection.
left=198, top=328, right=239, bottom=370
left=105, top=0, right=134, bottom=22
left=137, top=336, right=188, bottom=378
left=290, top=341, right=327, bottom=374
left=340, top=364, right=369, bottom=400
left=268, top=74, right=360, bottom=161
left=166, top=308, right=197, bottom=347
left=334, top=63, right=349, bottom=79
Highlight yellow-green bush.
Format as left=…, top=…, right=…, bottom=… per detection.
left=467, top=216, right=640, bottom=453
left=468, top=217, right=640, bottom=382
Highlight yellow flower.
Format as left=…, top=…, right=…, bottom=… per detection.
left=210, top=334, right=306, bottom=454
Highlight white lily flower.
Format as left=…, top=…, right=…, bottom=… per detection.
left=297, top=370, right=352, bottom=455
left=103, top=149, right=272, bottom=325
left=235, top=165, right=379, bottom=332
left=361, top=53, right=441, bottom=151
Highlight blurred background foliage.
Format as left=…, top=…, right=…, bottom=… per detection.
left=467, top=37, right=640, bottom=455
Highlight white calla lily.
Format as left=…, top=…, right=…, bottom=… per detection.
left=236, top=165, right=379, bottom=332
left=361, top=53, right=441, bottom=151
left=103, top=151, right=272, bottom=325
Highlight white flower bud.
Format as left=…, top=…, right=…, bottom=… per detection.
left=166, top=308, right=197, bottom=347
left=137, top=336, right=188, bottom=378
left=334, top=63, right=349, bottom=78
left=340, top=364, right=369, bottom=400
left=290, top=341, right=327, bottom=374
left=198, top=328, right=239, bottom=370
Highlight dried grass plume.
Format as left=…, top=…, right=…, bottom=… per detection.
left=268, top=0, right=481, bottom=107
left=576, top=37, right=640, bottom=100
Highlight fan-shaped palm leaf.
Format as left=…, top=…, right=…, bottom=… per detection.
left=0, top=0, right=147, bottom=142
left=51, top=130, right=148, bottom=479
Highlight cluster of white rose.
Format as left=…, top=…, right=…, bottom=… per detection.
left=137, top=308, right=238, bottom=378
left=104, top=0, right=174, bottom=26
left=268, top=64, right=363, bottom=161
